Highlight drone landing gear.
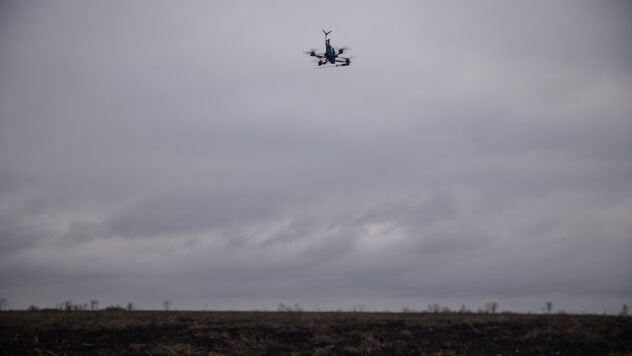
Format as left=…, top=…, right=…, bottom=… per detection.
left=313, top=63, right=350, bottom=70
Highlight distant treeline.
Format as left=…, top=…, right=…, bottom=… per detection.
left=1, top=298, right=629, bottom=316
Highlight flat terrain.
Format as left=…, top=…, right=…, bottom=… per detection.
left=1, top=311, right=631, bottom=355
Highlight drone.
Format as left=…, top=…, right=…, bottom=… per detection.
left=305, top=29, right=352, bottom=68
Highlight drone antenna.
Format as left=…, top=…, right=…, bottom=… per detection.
left=322, top=29, right=332, bottom=39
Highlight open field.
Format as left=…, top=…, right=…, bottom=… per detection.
left=1, top=311, right=631, bottom=355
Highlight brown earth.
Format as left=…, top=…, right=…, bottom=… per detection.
left=1, top=311, right=631, bottom=355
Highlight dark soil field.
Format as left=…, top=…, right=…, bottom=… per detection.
left=1, top=311, right=631, bottom=355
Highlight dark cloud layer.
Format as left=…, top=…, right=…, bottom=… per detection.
left=1, top=1, right=631, bottom=312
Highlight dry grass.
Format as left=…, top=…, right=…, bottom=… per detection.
left=1, top=310, right=630, bottom=355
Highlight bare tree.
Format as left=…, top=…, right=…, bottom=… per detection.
left=427, top=304, right=441, bottom=313
left=484, top=302, right=498, bottom=314
left=0, top=298, right=7, bottom=311
left=91, top=300, right=99, bottom=311
left=544, top=301, right=553, bottom=314
left=621, top=304, right=629, bottom=317
left=164, top=300, right=172, bottom=312
left=126, top=302, right=134, bottom=311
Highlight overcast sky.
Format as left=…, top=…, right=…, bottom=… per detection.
left=1, top=1, right=631, bottom=313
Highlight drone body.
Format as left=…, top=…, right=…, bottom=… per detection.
left=305, top=30, right=352, bottom=68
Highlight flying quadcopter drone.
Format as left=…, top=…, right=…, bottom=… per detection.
left=304, top=29, right=352, bottom=68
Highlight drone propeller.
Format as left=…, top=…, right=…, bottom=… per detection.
left=337, top=56, right=355, bottom=66
left=337, top=47, right=350, bottom=55
left=303, top=49, right=318, bottom=57
left=337, top=58, right=351, bottom=67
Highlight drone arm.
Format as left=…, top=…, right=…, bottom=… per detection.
left=304, top=49, right=325, bottom=58
left=334, top=57, right=352, bottom=66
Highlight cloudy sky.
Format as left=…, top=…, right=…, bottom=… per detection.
left=1, top=1, right=631, bottom=313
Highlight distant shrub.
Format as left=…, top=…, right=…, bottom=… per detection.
left=350, top=305, right=366, bottom=313
left=105, top=305, right=126, bottom=311
left=276, top=303, right=303, bottom=312
left=61, top=301, right=88, bottom=311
